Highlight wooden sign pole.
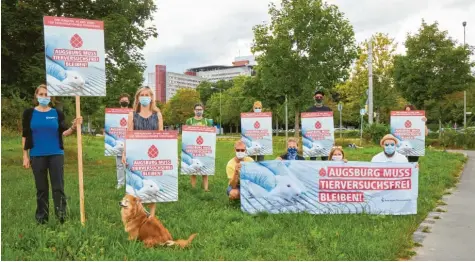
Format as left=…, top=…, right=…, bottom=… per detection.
left=75, top=96, right=86, bottom=225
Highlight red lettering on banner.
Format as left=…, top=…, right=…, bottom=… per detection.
left=319, top=192, right=364, bottom=202
left=327, top=167, right=411, bottom=178
left=319, top=179, right=411, bottom=190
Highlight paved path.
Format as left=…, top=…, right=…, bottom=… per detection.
left=413, top=150, right=475, bottom=261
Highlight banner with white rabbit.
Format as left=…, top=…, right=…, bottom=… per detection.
left=240, top=161, right=418, bottom=215
left=301, top=112, right=335, bottom=157
left=181, top=125, right=216, bottom=176
left=241, top=112, right=273, bottom=156
left=125, top=131, right=178, bottom=203
left=104, top=108, right=131, bottom=156
left=43, top=16, right=106, bottom=96
left=390, top=111, right=426, bottom=156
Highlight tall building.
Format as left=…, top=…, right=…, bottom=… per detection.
left=147, top=65, right=203, bottom=102
left=147, top=56, right=257, bottom=101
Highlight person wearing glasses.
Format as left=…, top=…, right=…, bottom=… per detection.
left=305, top=89, right=332, bottom=161
left=328, top=146, right=348, bottom=163
left=226, top=140, right=254, bottom=200
left=371, top=134, right=408, bottom=163
left=276, top=137, right=305, bottom=160
left=186, top=103, right=213, bottom=191
left=250, top=101, right=265, bottom=161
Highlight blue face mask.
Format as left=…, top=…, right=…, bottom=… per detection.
left=287, top=147, right=298, bottom=159
left=384, top=143, right=396, bottom=155
left=38, top=97, right=51, bottom=107
left=139, top=97, right=151, bottom=107
left=254, top=108, right=262, bottom=113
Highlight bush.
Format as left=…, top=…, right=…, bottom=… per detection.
left=441, top=129, right=475, bottom=149
left=363, top=123, right=390, bottom=145
left=1, top=95, right=31, bottom=132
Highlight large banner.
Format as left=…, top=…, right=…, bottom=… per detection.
left=301, top=112, right=335, bottom=157
left=241, top=112, right=273, bottom=156
left=43, top=16, right=106, bottom=96
left=181, top=125, right=216, bottom=176
left=104, top=108, right=131, bottom=156
left=240, top=161, right=418, bottom=215
left=125, top=131, right=178, bottom=203
left=390, top=111, right=426, bottom=156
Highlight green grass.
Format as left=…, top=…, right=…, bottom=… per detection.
left=1, top=133, right=466, bottom=260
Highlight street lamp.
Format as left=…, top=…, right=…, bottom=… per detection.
left=211, top=86, right=222, bottom=134
left=463, top=21, right=467, bottom=129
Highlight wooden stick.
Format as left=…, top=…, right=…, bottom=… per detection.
left=76, top=96, right=86, bottom=225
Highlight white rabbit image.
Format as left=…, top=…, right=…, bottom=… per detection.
left=247, top=141, right=262, bottom=155
left=398, top=140, right=414, bottom=154
left=134, top=179, right=161, bottom=203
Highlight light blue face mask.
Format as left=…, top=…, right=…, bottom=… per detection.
left=38, top=97, right=51, bottom=107
left=139, top=96, right=151, bottom=107
left=254, top=108, right=262, bottom=113
left=384, top=143, right=396, bottom=155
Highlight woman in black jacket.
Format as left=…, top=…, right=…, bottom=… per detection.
left=22, top=84, right=82, bottom=224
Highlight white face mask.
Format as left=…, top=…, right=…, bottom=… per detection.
left=254, top=108, right=262, bottom=113
left=332, top=155, right=343, bottom=161
left=236, top=152, right=247, bottom=159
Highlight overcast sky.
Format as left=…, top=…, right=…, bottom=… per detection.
left=143, top=0, right=475, bottom=78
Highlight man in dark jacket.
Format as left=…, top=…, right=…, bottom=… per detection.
left=305, top=89, right=332, bottom=161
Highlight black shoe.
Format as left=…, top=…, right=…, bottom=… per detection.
left=58, top=216, right=65, bottom=224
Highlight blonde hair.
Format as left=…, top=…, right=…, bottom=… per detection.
left=34, top=84, right=55, bottom=106
left=328, top=146, right=345, bottom=159
left=287, top=137, right=298, bottom=145
left=252, top=101, right=262, bottom=111
left=133, top=86, right=160, bottom=113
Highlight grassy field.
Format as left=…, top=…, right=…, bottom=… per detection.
left=1, top=133, right=466, bottom=260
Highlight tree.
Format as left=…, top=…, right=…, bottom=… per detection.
left=336, top=33, right=404, bottom=125
left=251, top=0, right=357, bottom=135
left=1, top=0, right=157, bottom=101
left=393, top=20, right=475, bottom=110
left=162, top=89, right=201, bottom=126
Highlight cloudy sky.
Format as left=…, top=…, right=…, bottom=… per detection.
left=143, top=0, right=475, bottom=78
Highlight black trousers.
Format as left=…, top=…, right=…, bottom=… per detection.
left=310, top=156, right=329, bottom=161
left=407, top=156, right=420, bottom=163
left=30, top=155, right=67, bottom=223
left=251, top=155, right=265, bottom=162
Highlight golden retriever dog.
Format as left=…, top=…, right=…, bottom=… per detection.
left=119, top=194, right=197, bottom=248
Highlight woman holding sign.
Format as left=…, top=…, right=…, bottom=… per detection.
left=403, top=105, right=429, bottom=163
left=185, top=103, right=213, bottom=191
left=122, top=86, right=163, bottom=215
left=249, top=101, right=265, bottom=162
left=22, top=84, right=83, bottom=224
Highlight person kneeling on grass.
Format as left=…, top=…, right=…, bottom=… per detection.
left=276, top=137, right=305, bottom=160
left=371, top=134, right=408, bottom=163
left=226, top=140, right=254, bottom=200
left=329, top=146, right=348, bottom=163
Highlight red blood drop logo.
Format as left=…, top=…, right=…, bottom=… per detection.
left=315, top=121, right=322, bottom=129
left=405, top=120, right=412, bottom=128
left=148, top=145, right=158, bottom=158
left=319, top=168, right=326, bottom=177
left=196, top=136, right=204, bottom=145
left=120, top=118, right=127, bottom=127
left=70, top=34, right=83, bottom=48
left=254, top=121, right=260, bottom=129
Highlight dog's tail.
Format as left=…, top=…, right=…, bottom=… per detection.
left=166, top=233, right=197, bottom=248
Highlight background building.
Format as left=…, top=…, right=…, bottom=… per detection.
left=148, top=65, right=203, bottom=102
left=185, top=56, right=256, bottom=82
left=147, top=56, right=257, bottom=101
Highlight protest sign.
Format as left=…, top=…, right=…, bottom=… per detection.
left=105, top=108, right=131, bottom=156
left=240, top=161, right=418, bottom=215
left=125, top=131, right=178, bottom=203
left=390, top=111, right=426, bottom=156
left=301, top=112, right=335, bottom=157
left=181, top=125, right=217, bottom=176
left=241, top=112, right=273, bottom=156
left=43, top=16, right=106, bottom=96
